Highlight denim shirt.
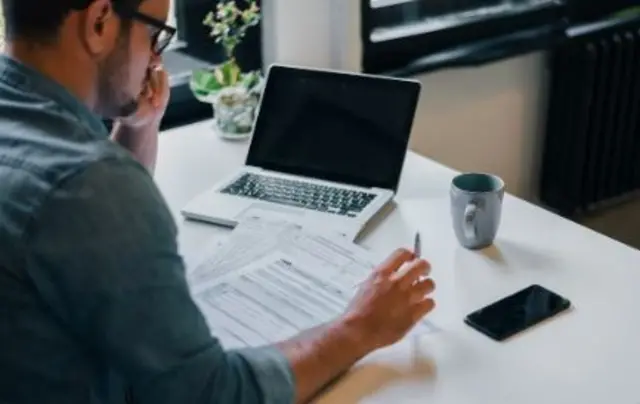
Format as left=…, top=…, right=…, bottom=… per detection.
left=0, top=55, right=294, bottom=404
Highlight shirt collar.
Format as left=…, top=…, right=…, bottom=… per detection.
left=0, top=54, right=109, bottom=138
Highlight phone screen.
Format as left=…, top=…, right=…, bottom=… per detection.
left=464, top=284, right=571, bottom=341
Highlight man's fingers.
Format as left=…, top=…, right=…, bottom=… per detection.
left=375, top=248, right=415, bottom=276
left=156, top=65, right=169, bottom=90
left=139, top=74, right=152, bottom=98
left=152, top=67, right=169, bottom=108
left=411, top=277, right=436, bottom=299
left=396, top=259, right=430, bottom=288
left=149, top=67, right=161, bottom=104
left=412, top=298, right=436, bottom=322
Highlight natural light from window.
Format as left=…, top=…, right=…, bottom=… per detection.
left=0, top=4, right=4, bottom=51
left=168, top=0, right=176, bottom=28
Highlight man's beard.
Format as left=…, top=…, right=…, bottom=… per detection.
left=96, top=29, right=139, bottom=118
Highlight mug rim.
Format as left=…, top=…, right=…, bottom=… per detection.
left=451, top=172, right=505, bottom=194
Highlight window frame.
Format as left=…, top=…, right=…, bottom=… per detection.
left=361, top=0, right=566, bottom=75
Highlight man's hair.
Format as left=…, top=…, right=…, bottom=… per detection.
left=2, top=0, right=143, bottom=42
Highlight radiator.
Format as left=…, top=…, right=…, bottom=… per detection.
left=540, top=16, right=640, bottom=216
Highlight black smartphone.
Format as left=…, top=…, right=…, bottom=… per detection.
left=464, top=284, right=571, bottom=341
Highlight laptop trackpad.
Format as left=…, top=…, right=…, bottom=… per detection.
left=235, top=203, right=306, bottom=222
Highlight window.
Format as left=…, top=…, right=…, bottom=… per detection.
left=168, top=0, right=177, bottom=30
left=161, top=0, right=263, bottom=129
left=0, top=3, right=4, bottom=51
left=368, top=0, right=555, bottom=40
left=362, top=0, right=564, bottom=74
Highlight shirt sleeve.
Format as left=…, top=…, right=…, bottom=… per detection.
left=23, top=158, right=295, bottom=404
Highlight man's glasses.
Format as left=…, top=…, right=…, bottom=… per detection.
left=114, top=7, right=177, bottom=54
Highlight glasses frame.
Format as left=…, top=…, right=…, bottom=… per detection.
left=114, top=6, right=177, bottom=54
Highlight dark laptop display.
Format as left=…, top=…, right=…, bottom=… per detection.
left=245, top=65, right=421, bottom=192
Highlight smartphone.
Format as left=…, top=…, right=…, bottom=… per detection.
left=464, top=284, right=571, bottom=341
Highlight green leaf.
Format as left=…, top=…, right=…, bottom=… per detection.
left=219, top=60, right=241, bottom=86
left=203, top=11, right=214, bottom=26
left=241, top=71, right=261, bottom=89
left=190, top=69, right=224, bottom=94
left=201, top=0, right=263, bottom=75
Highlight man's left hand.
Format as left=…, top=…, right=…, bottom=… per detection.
left=110, top=65, right=170, bottom=172
left=118, top=65, right=170, bottom=130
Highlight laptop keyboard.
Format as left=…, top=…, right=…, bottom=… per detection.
left=221, top=173, right=377, bottom=217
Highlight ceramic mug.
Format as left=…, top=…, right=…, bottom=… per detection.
left=450, top=173, right=505, bottom=249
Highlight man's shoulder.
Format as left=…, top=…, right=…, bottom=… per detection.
left=0, top=94, right=123, bottom=171
left=0, top=108, right=150, bottom=240
left=37, top=153, right=175, bottom=237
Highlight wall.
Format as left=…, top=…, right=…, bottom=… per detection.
left=409, top=54, right=549, bottom=200
left=261, top=0, right=549, bottom=200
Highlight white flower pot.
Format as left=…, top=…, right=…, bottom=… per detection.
left=212, top=92, right=259, bottom=141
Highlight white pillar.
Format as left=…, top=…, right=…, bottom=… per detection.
left=261, top=0, right=362, bottom=71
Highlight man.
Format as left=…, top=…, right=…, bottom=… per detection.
left=0, top=0, right=436, bottom=403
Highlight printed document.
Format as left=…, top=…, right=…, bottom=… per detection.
left=188, top=217, right=437, bottom=349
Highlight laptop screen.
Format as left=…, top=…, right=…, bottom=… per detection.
left=245, top=65, right=421, bottom=191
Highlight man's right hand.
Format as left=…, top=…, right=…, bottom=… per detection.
left=341, top=248, right=436, bottom=353
left=276, top=248, right=436, bottom=404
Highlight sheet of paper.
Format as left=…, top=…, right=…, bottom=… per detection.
left=189, top=220, right=437, bottom=349
left=191, top=250, right=368, bottom=349
left=189, top=222, right=377, bottom=294
left=185, top=236, right=226, bottom=274
left=188, top=215, right=301, bottom=284
left=236, top=204, right=362, bottom=241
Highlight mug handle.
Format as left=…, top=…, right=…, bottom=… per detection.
left=463, top=202, right=478, bottom=241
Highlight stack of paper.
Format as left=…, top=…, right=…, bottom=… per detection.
left=187, top=216, right=436, bottom=349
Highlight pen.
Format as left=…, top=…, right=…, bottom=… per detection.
left=353, top=231, right=422, bottom=289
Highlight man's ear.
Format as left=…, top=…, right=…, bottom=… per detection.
left=81, top=0, right=118, bottom=56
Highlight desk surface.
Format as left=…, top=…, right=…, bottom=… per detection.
left=156, top=121, right=640, bottom=404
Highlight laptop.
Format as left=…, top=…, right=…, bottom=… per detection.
left=181, top=64, right=421, bottom=240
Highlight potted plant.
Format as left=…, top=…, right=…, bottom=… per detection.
left=190, top=0, right=263, bottom=140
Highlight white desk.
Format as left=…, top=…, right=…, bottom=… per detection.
left=156, top=121, right=640, bottom=404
